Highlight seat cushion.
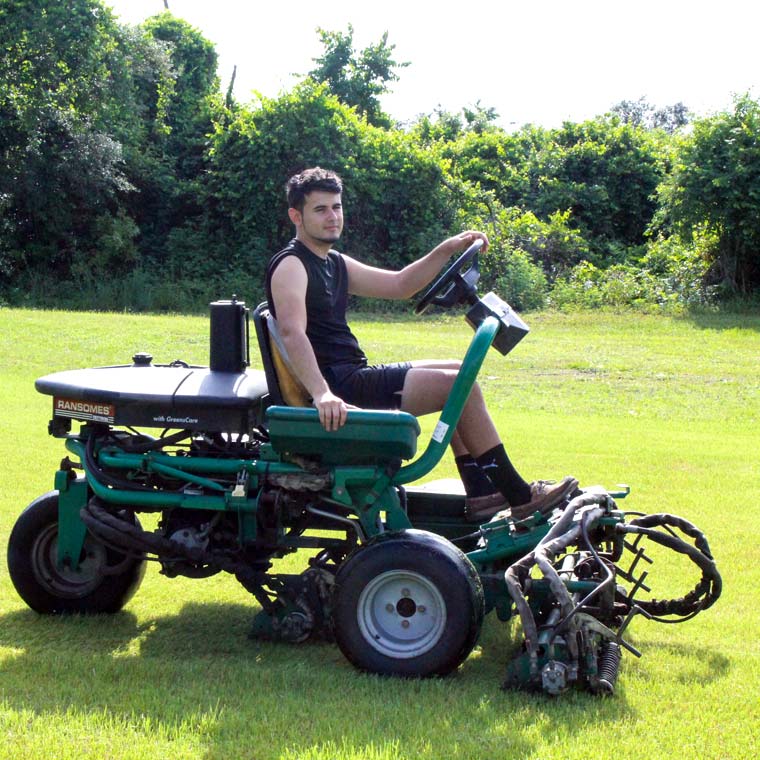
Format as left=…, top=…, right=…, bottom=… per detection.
left=266, top=406, right=420, bottom=464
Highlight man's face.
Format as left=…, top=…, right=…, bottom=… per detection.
left=295, top=191, right=343, bottom=245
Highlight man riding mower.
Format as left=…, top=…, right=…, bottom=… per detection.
left=8, top=239, right=721, bottom=694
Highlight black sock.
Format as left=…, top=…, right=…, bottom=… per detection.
left=475, top=445, right=531, bottom=506
left=455, top=454, right=498, bottom=497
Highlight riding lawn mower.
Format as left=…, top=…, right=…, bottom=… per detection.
left=7, top=242, right=722, bottom=695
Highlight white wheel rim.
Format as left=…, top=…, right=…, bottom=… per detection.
left=356, top=570, right=447, bottom=659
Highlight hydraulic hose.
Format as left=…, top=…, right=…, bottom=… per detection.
left=616, top=513, right=722, bottom=620
left=504, top=491, right=612, bottom=658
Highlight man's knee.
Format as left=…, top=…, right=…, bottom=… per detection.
left=470, top=381, right=485, bottom=402
left=408, top=368, right=457, bottom=396
left=400, top=367, right=458, bottom=415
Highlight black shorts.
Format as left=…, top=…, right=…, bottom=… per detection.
left=324, top=362, right=412, bottom=410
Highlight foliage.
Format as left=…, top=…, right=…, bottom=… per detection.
left=637, top=232, right=716, bottom=306
left=548, top=231, right=716, bottom=312
left=463, top=204, right=584, bottom=309
left=610, top=96, right=690, bottom=133
left=0, top=1, right=133, bottom=280
left=130, top=12, right=223, bottom=262
left=0, top=0, right=179, bottom=287
left=655, top=94, right=760, bottom=295
left=525, top=117, right=666, bottom=256
left=307, top=25, right=408, bottom=127
left=480, top=243, right=547, bottom=311
left=1, top=4, right=757, bottom=311
left=412, top=102, right=501, bottom=143
left=429, top=115, right=667, bottom=276
left=549, top=261, right=659, bottom=311
left=437, top=127, right=536, bottom=208
left=498, top=208, right=590, bottom=280
left=172, top=81, right=455, bottom=306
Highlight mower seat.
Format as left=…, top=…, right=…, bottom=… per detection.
left=266, top=405, right=420, bottom=465
left=252, top=302, right=420, bottom=465
left=253, top=302, right=310, bottom=407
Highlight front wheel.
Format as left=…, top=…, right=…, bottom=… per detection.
left=7, top=490, right=146, bottom=614
left=332, top=530, right=484, bottom=677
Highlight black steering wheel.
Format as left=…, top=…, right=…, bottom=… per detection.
left=414, top=239, right=483, bottom=315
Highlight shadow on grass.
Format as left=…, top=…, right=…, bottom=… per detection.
left=625, top=636, right=731, bottom=685
left=684, top=309, right=760, bottom=332
left=0, top=602, right=656, bottom=759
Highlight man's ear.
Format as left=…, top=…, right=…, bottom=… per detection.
left=288, top=207, right=301, bottom=226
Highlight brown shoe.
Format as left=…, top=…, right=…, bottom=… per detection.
left=464, top=492, right=509, bottom=523
left=509, top=476, right=579, bottom=521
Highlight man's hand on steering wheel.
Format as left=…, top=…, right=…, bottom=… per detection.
left=415, top=231, right=489, bottom=315
left=441, top=230, right=489, bottom=258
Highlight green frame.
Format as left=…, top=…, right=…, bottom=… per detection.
left=54, top=317, right=503, bottom=569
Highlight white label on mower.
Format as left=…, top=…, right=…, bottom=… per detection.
left=54, top=398, right=115, bottom=424
left=432, top=421, right=449, bottom=443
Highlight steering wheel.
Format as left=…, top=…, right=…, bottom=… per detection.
left=414, top=239, right=483, bottom=315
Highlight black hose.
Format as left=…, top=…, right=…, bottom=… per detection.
left=552, top=509, right=616, bottom=634
left=122, top=429, right=192, bottom=453
left=617, top=513, right=722, bottom=620
left=504, top=493, right=611, bottom=658
left=84, top=433, right=156, bottom=493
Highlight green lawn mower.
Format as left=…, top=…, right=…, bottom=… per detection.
left=7, top=243, right=721, bottom=695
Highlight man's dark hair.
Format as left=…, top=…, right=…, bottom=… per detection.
left=286, top=167, right=342, bottom=211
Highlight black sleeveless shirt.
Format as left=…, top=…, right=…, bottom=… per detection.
left=265, top=239, right=367, bottom=371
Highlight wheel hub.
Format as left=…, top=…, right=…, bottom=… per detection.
left=357, top=570, right=447, bottom=659
left=31, top=524, right=107, bottom=598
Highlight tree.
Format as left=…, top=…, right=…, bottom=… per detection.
left=133, top=13, right=222, bottom=261
left=462, top=101, right=500, bottom=134
left=656, top=94, right=760, bottom=295
left=437, top=116, right=665, bottom=270
left=172, top=81, right=454, bottom=302
left=525, top=117, right=666, bottom=257
left=141, top=12, right=219, bottom=179
left=412, top=102, right=500, bottom=144
left=307, top=25, right=408, bottom=127
left=0, top=0, right=163, bottom=284
left=610, top=97, right=690, bottom=134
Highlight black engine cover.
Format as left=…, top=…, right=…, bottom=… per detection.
left=36, top=364, right=269, bottom=434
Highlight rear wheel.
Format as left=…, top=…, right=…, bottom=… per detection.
left=7, top=490, right=146, bottom=614
left=332, top=530, right=484, bottom=677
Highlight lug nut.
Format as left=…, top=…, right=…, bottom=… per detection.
left=401, top=620, right=410, bottom=629
left=385, top=603, right=395, bottom=613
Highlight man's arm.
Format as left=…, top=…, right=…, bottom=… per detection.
left=269, top=256, right=349, bottom=431
left=343, top=230, right=489, bottom=299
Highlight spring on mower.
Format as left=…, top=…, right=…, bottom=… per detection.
left=598, top=641, right=622, bottom=693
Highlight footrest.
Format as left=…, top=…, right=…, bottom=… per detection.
left=266, top=406, right=420, bottom=465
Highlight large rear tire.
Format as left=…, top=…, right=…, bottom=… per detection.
left=332, top=530, right=484, bottom=677
left=7, top=490, right=146, bottom=614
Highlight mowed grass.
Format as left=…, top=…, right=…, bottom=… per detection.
left=0, top=305, right=758, bottom=760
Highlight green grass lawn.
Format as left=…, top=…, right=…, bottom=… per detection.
left=0, top=306, right=758, bottom=760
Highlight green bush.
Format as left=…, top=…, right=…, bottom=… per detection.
left=548, top=238, right=716, bottom=312
left=477, top=242, right=547, bottom=311
left=488, top=248, right=548, bottom=311
left=501, top=208, right=590, bottom=279
left=548, top=261, right=648, bottom=310
left=639, top=233, right=716, bottom=306
left=177, top=82, right=456, bottom=291
left=4, top=3, right=759, bottom=311
left=655, top=94, right=760, bottom=295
